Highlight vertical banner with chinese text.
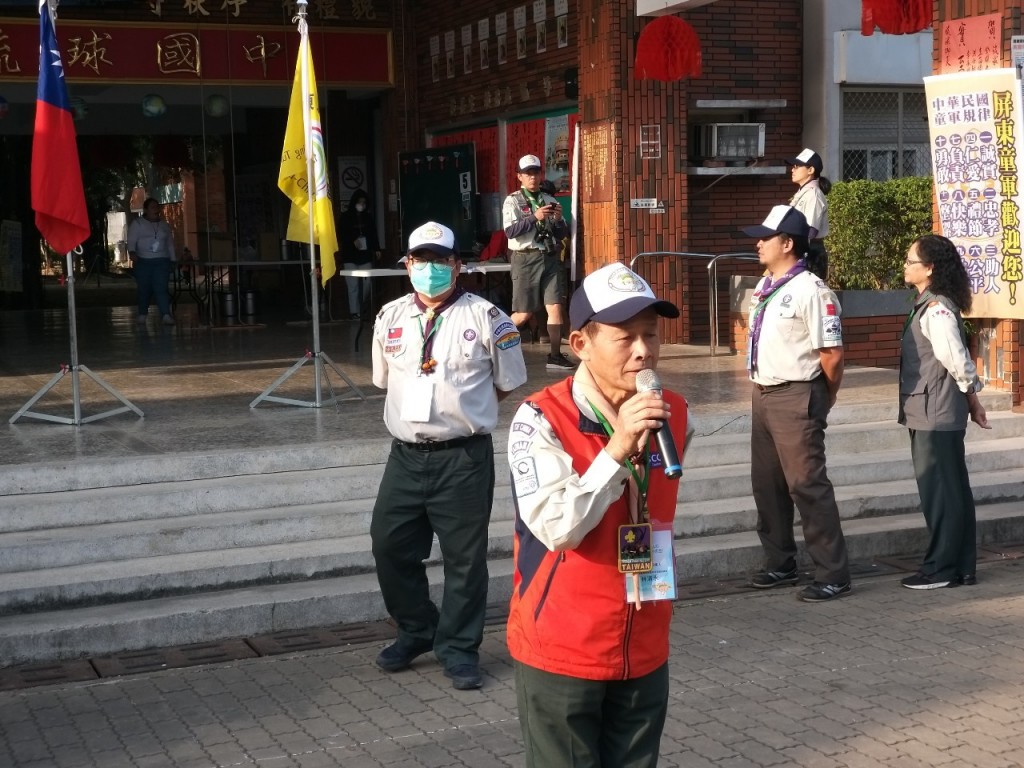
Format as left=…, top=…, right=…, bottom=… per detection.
left=925, top=68, right=1024, bottom=318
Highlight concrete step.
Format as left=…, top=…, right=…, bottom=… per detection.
left=681, top=435, right=1024, bottom=503
left=8, top=407, right=1021, bottom=534
left=684, top=410, right=1024, bottom=469
left=0, top=520, right=516, bottom=616
left=2, top=390, right=1009, bottom=499
left=2, top=501, right=1021, bottom=666
left=5, top=460, right=1024, bottom=614
left=8, top=432, right=1022, bottom=577
left=678, top=467, right=1024, bottom=537
left=687, top=389, right=1012, bottom=439
left=0, top=453, right=515, bottom=534
left=677, top=500, right=1024, bottom=581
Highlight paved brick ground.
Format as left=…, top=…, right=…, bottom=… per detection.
left=2, top=560, right=1023, bottom=767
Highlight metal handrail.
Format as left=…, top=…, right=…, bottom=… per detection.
left=706, top=252, right=759, bottom=356
left=629, top=250, right=759, bottom=356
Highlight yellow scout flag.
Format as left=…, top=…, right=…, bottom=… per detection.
left=278, top=35, right=338, bottom=286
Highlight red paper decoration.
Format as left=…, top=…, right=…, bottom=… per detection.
left=634, top=16, right=702, bottom=82
left=862, top=0, right=931, bottom=36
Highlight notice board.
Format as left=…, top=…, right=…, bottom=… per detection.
left=399, top=143, right=477, bottom=255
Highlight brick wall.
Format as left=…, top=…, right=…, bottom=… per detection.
left=409, top=2, right=578, bottom=134
left=572, top=0, right=804, bottom=343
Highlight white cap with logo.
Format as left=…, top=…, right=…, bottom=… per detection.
left=569, top=263, right=680, bottom=330
left=518, top=154, right=542, bottom=172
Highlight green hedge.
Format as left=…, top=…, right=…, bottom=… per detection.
left=824, top=176, right=934, bottom=290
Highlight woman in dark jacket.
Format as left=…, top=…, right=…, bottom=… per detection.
left=338, top=189, right=381, bottom=319
left=898, top=234, right=989, bottom=589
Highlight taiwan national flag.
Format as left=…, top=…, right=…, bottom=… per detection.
left=31, top=0, right=89, bottom=255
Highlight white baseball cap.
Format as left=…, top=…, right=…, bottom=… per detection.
left=518, top=154, right=542, bottom=172
left=569, top=264, right=679, bottom=330
left=406, top=221, right=457, bottom=258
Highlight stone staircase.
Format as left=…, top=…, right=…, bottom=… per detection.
left=2, top=392, right=1024, bottom=666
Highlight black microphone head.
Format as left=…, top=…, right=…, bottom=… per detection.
left=635, top=368, right=662, bottom=394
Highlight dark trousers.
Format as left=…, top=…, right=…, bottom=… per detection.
left=750, top=377, right=850, bottom=584
left=515, top=661, right=669, bottom=768
left=370, top=434, right=494, bottom=668
left=909, top=428, right=977, bottom=580
left=134, top=257, right=173, bottom=317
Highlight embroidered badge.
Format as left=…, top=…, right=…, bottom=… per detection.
left=488, top=307, right=500, bottom=319
left=493, top=320, right=516, bottom=339
left=496, top=331, right=521, bottom=350
left=464, top=329, right=477, bottom=341
left=512, top=421, right=536, bottom=436
left=510, top=440, right=532, bottom=456
left=822, top=316, right=842, bottom=342
left=512, top=457, right=539, bottom=497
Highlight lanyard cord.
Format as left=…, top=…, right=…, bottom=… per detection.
left=587, top=398, right=650, bottom=523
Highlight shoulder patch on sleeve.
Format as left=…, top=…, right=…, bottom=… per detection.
left=822, top=315, right=842, bottom=342
left=511, top=456, right=539, bottom=498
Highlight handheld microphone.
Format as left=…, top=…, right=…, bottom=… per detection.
left=635, top=369, right=682, bottom=479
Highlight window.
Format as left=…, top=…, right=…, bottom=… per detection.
left=841, top=89, right=931, bottom=181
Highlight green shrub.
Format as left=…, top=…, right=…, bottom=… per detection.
left=825, top=176, right=933, bottom=289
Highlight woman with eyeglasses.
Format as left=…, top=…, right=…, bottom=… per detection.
left=898, top=234, right=990, bottom=590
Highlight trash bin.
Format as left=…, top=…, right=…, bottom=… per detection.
left=219, top=291, right=236, bottom=317
left=243, top=289, right=257, bottom=316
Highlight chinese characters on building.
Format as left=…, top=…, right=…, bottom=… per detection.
left=926, top=69, right=1024, bottom=317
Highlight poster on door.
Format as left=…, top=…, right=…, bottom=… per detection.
left=924, top=68, right=1024, bottom=318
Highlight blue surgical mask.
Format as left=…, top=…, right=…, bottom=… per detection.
left=410, top=262, right=454, bottom=298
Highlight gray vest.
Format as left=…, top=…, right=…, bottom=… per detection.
left=898, top=292, right=968, bottom=431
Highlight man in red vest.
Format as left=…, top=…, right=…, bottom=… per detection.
left=506, top=263, right=693, bottom=767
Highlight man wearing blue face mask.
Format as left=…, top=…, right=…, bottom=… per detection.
left=370, top=221, right=528, bottom=691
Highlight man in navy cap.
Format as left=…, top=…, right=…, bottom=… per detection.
left=742, top=205, right=850, bottom=602
left=506, top=263, right=693, bottom=767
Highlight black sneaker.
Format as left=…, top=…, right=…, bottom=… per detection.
left=901, top=572, right=952, bottom=590
left=957, top=573, right=977, bottom=586
left=749, top=568, right=799, bottom=589
left=375, top=640, right=433, bottom=672
left=444, top=663, right=483, bottom=690
left=546, top=352, right=575, bottom=370
left=798, top=581, right=851, bottom=602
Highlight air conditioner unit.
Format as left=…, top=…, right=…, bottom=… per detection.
left=698, top=123, right=765, bottom=160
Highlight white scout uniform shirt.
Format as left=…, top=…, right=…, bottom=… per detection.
left=507, top=377, right=694, bottom=552
left=917, top=303, right=982, bottom=393
left=789, top=180, right=828, bottom=238
left=748, top=270, right=842, bottom=386
left=502, top=189, right=560, bottom=252
left=127, top=216, right=175, bottom=261
left=372, top=291, right=528, bottom=442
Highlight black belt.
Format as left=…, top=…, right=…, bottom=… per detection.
left=395, top=434, right=487, bottom=452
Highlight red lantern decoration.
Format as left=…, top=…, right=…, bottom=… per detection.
left=634, top=16, right=702, bottom=82
left=862, top=0, right=931, bottom=36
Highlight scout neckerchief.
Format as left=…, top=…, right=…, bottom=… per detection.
left=747, top=259, right=807, bottom=375
left=412, top=286, right=464, bottom=374
left=521, top=186, right=545, bottom=213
